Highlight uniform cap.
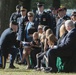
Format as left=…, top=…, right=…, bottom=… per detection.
left=20, top=6, right=27, bottom=11
left=37, top=2, right=44, bottom=7
left=11, top=21, right=18, bottom=25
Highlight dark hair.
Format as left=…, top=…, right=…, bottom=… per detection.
left=28, top=27, right=37, bottom=35
left=43, top=26, right=49, bottom=32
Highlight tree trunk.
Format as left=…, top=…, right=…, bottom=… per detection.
left=52, top=0, right=60, bottom=9
left=20, top=0, right=31, bottom=11
left=0, top=0, right=18, bottom=35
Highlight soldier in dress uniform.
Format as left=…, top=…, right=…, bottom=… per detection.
left=10, top=5, right=21, bottom=22
left=34, top=2, right=52, bottom=30
left=17, top=6, right=28, bottom=41
left=0, top=21, right=20, bottom=69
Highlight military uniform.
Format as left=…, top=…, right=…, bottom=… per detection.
left=10, top=5, right=21, bottom=22
left=0, top=27, right=19, bottom=68
left=17, top=6, right=28, bottom=41
left=34, top=2, right=52, bottom=29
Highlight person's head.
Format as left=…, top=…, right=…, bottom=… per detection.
left=46, top=29, right=53, bottom=38
left=33, top=32, right=39, bottom=40
left=57, top=7, right=65, bottom=18
left=9, top=21, right=18, bottom=32
left=20, top=6, right=27, bottom=16
left=27, top=11, right=34, bottom=22
left=38, top=25, right=43, bottom=33
left=62, top=6, right=67, bottom=15
left=51, top=7, right=57, bottom=16
left=37, top=2, right=44, bottom=12
left=59, top=23, right=67, bottom=37
left=48, top=34, right=57, bottom=46
left=65, top=20, right=75, bottom=32
left=43, top=26, right=49, bottom=34
left=71, top=11, right=76, bottom=21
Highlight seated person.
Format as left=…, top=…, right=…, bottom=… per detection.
left=47, top=20, right=76, bottom=72
left=30, top=32, right=41, bottom=68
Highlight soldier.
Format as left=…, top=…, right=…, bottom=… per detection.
left=10, top=5, right=21, bottom=22
left=34, top=2, right=52, bottom=30
left=0, top=21, right=20, bottom=69
left=17, top=6, right=28, bottom=41
left=56, top=7, right=70, bottom=39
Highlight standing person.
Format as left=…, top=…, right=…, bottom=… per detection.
left=0, top=21, right=20, bottom=69
left=47, top=20, right=76, bottom=72
left=34, top=2, right=52, bottom=29
left=56, top=7, right=70, bottom=39
left=10, top=5, right=21, bottom=22
left=17, top=6, right=28, bottom=42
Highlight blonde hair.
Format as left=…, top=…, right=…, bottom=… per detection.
left=60, top=24, right=66, bottom=37
left=46, top=29, right=53, bottom=38
left=48, top=34, right=57, bottom=43
left=33, top=32, right=39, bottom=37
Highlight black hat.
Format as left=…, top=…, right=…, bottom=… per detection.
left=11, top=21, right=18, bottom=25
left=37, top=2, right=44, bottom=7
left=20, top=6, right=27, bottom=11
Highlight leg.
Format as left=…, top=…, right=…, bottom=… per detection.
left=9, top=48, right=19, bottom=67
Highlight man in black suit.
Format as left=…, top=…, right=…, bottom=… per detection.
left=0, top=21, right=20, bottom=68
left=47, top=20, right=76, bottom=72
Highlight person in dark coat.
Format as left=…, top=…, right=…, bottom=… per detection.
left=47, top=20, right=76, bottom=72
left=0, top=21, right=20, bottom=69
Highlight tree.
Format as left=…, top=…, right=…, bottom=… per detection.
left=0, top=0, right=18, bottom=35
left=52, top=0, right=60, bottom=9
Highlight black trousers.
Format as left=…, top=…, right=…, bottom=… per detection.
left=1, top=47, right=19, bottom=68
left=30, top=48, right=41, bottom=67
left=47, top=49, right=73, bottom=72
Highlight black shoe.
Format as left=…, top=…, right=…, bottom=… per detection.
left=9, top=65, right=19, bottom=69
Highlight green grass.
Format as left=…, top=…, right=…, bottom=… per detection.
left=0, top=62, right=76, bottom=75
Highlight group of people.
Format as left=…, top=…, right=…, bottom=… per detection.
left=0, top=1, right=76, bottom=73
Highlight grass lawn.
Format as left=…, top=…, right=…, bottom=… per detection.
left=0, top=62, right=76, bottom=75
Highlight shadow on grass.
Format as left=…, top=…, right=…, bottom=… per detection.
left=3, top=69, right=33, bottom=72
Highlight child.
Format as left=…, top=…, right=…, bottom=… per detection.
left=30, top=32, right=41, bottom=68
left=44, top=34, right=57, bottom=72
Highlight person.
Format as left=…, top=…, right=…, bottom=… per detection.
left=34, top=2, right=52, bottom=29
left=56, top=7, right=70, bottom=39
left=34, top=29, right=54, bottom=70
left=38, top=25, right=43, bottom=39
left=47, top=20, right=76, bottom=72
left=71, top=11, right=76, bottom=27
left=17, top=6, right=28, bottom=42
left=10, top=5, right=21, bottom=22
left=25, top=11, right=36, bottom=42
left=0, top=21, right=20, bottom=69
left=44, top=34, right=57, bottom=71
left=30, top=32, right=41, bottom=68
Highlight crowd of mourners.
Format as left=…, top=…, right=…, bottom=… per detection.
left=0, top=1, right=76, bottom=73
